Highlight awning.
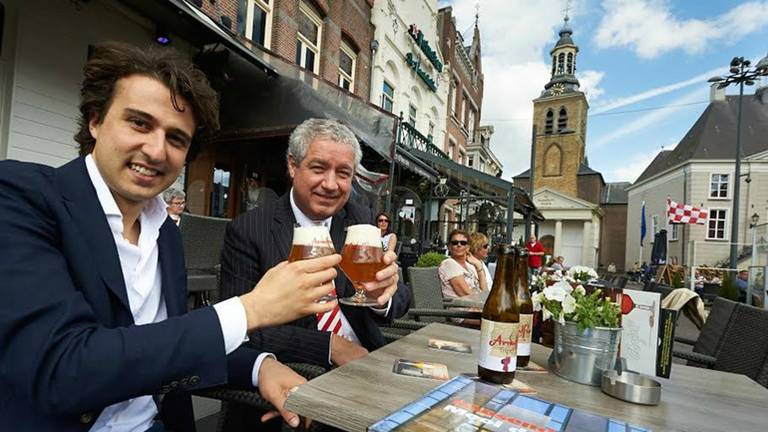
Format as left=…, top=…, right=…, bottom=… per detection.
left=395, top=147, right=439, bottom=182
left=124, top=0, right=397, bottom=161
left=409, top=148, right=543, bottom=221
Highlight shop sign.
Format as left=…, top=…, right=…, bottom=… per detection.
left=408, top=24, right=443, bottom=72
left=405, top=53, right=437, bottom=92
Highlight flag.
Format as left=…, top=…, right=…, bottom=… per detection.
left=667, top=197, right=709, bottom=224
left=640, top=201, right=647, bottom=246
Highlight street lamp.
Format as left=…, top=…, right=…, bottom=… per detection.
left=707, top=54, right=768, bottom=278
left=749, top=212, right=760, bottom=305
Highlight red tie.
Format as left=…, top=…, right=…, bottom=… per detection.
left=316, top=286, right=343, bottom=335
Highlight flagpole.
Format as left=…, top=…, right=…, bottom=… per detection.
left=666, top=197, right=671, bottom=265
left=640, top=201, right=646, bottom=268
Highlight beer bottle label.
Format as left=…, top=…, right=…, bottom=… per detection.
left=479, top=319, right=518, bottom=372
left=517, top=314, right=533, bottom=356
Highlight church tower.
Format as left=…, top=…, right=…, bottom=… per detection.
left=531, top=15, right=589, bottom=197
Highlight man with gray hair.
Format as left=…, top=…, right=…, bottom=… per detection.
left=220, top=118, right=411, bottom=373
left=163, top=187, right=186, bottom=225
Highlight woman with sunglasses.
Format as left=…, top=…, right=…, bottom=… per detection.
left=376, top=212, right=397, bottom=252
left=469, top=232, right=493, bottom=285
left=438, top=229, right=488, bottom=305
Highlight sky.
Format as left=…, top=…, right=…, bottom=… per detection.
left=437, top=0, right=768, bottom=183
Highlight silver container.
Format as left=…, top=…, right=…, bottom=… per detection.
left=601, top=370, right=662, bottom=405
left=549, top=321, right=622, bottom=386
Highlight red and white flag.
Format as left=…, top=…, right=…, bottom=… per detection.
left=667, top=197, right=709, bottom=224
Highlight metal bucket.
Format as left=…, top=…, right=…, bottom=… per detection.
left=549, top=321, right=622, bottom=386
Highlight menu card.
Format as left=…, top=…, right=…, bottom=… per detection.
left=620, top=290, right=676, bottom=378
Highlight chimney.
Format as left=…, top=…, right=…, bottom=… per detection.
left=710, top=83, right=726, bottom=102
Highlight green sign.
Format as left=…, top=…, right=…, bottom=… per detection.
left=408, top=24, right=443, bottom=72
left=405, top=53, right=437, bottom=92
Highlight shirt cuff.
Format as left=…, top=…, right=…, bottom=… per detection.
left=369, top=298, right=392, bottom=316
left=213, top=297, right=248, bottom=355
left=251, top=353, right=276, bottom=387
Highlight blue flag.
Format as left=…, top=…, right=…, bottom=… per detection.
left=640, top=201, right=647, bottom=246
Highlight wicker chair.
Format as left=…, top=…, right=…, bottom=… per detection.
left=673, top=298, right=768, bottom=388
left=179, top=213, right=230, bottom=307
left=195, top=363, right=327, bottom=432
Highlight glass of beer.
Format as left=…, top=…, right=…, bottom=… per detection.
left=289, top=225, right=337, bottom=302
left=338, top=224, right=386, bottom=306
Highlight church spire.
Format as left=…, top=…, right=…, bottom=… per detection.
left=542, top=5, right=581, bottom=97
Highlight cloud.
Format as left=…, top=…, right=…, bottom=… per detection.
left=577, top=70, right=605, bottom=102
left=594, top=0, right=768, bottom=59
left=608, top=149, right=665, bottom=182
left=445, top=0, right=577, bottom=179
left=591, top=66, right=723, bottom=114
left=590, top=86, right=706, bottom=150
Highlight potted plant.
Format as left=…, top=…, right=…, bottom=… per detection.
left=531, top=273, right=621, bottom=386
left=414, top=251, right=447, bottom=268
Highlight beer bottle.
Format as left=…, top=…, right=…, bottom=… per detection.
left=478, top=244, right=520, bottom=384
left=514, top=247, right=534, bottom=368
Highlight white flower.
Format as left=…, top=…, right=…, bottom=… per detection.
left=542, top=308, right=553, bottom=321
left=553, top=270, right=563, bottom=278
left=556, top=311, right=566, bottom=325
left=574, top=285, right=586, bottom=296
left=562, top=293, right=576, bottom=315
left=543, top=280, right=571, bottom=302
left=531, top=291, right=544, bottom=311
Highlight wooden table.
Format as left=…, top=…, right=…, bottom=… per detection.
left=285, top=323, right=768, bottom=431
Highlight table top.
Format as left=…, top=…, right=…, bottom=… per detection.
left=285, top=323, right=768, bottom=432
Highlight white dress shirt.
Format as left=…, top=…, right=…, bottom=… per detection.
left=85, top=156, right=268, bottom=432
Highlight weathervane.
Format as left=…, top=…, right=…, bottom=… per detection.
left=562, top=0, right=572, bottom=22
left=474, top=0, right=480, bottom=28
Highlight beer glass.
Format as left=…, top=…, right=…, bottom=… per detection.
left=289, top=225, right=337, bottom=301
left=338, top=224, right=386, bottom=306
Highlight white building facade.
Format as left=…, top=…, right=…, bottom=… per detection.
left=369, top=0, right=449, bottom=145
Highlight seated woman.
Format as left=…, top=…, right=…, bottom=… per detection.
left=469, top=232, right=493, bottom=284
left=376, top=212, right=397, bottom=252
left=439, top=230, right=488, bottom=326
left=550, top=256, right=566, bottom=271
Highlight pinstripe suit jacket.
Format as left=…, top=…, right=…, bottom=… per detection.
left=219, top=193, right=411, bottom=366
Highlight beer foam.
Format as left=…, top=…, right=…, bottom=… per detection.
left=292, top=225, right=331, bottom=245
left=344, top=224, right=382, bottom=246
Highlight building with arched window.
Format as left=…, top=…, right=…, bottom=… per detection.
left=514, top=16, right=628, bottom=270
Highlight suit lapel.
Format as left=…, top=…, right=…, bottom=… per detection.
left=272, top=194, right=295, bottom=262
left=158, top=222, right=184, bottom=316
left=57, top=157, right=131, bottom=312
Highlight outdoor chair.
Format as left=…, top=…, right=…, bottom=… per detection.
left=195, top=362, right=327, bottom=432
left=179, top=213, right=230, bottom=308
left=673, top=298, right=768, bottom=387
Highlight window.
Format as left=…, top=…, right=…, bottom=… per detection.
left=295, top=2, right=322, bottom=73
left=709, top=173, right=729, bottom=199
left=468, top=155, right=474, bottom=167
left=451, top=80, right=459, bottom=116
left=670, top=223, right=679, bottom=241
left=557, top=53, right=565, bottom=74
left=408, top=104, right=417, bottom=126
left=338, top=41, right=356, bottom=91
left=428, top=121, right=435, bottom=141
left=707, top=209, right=728, bottom=240
left=557, top=108, right=568, bottom=131
left=566, top=52, right=573, bottom=74
left=551, top=55, right=556, bottom=76
left=244, top=0, right=272, bottom=47
left=460, top=95, right=467, bottom=128
left=381, top=81, right=394, bottom=112
left=459, top=150, right=466, bottom=165
left=447, top=141, right=456, bottom=160
left=468, top=107, right=476, bottom=141
left=544, top=110, right=554, bottom=134
left=651, top=215, right=659, bottom=236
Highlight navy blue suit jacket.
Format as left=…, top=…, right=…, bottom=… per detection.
left=219, top=193, right=411, bottom=366
left=0, top=157, right=260, bottom=431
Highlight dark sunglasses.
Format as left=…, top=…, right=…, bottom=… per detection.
left=377, top=218, right=389, bottom=223
left=450, top=240, right=468, bottom=246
